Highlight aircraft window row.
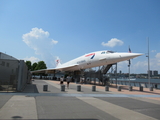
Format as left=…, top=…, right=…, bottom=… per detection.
left=101, top=51, right=114, bottom=54
left=107, top=51, right=114, bottom=53
left=77, top=60, right=86, bottom=64
left=101, top=52, right=105, bottom=54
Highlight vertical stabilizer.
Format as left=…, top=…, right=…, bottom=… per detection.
left=55, top=57, right=62, bottom=67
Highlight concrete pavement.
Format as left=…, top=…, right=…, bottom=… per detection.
left=0, top=79, right=160, bottom=120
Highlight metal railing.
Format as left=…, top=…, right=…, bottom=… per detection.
left=110, top=80, right=160, bottom=89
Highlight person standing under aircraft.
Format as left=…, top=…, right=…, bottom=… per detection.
left=80, top=76, right=85, bottom=84
left=60, top=76, right=64, bottom=85
left=66, top=75, right=71, bottom=89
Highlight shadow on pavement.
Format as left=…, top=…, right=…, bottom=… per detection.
left=22, top=84, right=39, bottom=93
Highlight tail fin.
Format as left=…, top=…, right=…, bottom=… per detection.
left=128, top=46, right=132, bottom=53
left=55, top=57, right=61, bottom=67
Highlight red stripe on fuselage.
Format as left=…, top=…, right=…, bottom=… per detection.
left=85, top=53, right=95, bottom=57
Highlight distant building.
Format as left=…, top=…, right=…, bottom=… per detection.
left=148, top=70, right=152, bottom=76
left=153, top=70, right=158, bottom=76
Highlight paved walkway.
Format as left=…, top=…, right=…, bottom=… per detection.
left=0, top=79, right=160, bottom=120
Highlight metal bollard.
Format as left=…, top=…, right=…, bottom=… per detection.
left=43, top=85, right=48, bottom=91
left=140, top=86, right=143, bottom=91
left=61, top=85, right=65, bottom=91
left=105, top=86, right=109, bottom=91
left=129, top=86, right=132, bottom=91
left=77, top=85, right=81, bottom=91
left=92, top=85, right=96, bottom=91
left=117, top=86, right=121, bottom=91
left=150, top=87, right=153, bottom=91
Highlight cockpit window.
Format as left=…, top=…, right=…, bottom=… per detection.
left=101, top=51, right=114, bottom=54
left=101, top=51, right=105, bottom=54
left=106, top=51, right=114, bottom=53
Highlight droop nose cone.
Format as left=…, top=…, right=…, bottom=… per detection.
left=120, top=53, right=143, bottom=61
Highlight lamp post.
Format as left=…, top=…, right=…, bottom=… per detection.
left=146, top=37, right=151, bottom=90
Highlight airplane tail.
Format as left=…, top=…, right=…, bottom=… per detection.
left=55, top=57, right=62, bottom=67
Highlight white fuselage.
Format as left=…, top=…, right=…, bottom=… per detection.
left=56, top=50, right=142, bottom=71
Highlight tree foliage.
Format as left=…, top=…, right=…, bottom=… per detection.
left=25, top=61, right=31, bottom=70
left=35, top=61, right=47, bottom=70
left=31, top=62, right=38, bottom=71
left=25, top=60, right=47, bottom=71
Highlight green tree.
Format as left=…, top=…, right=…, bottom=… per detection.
left=25, top=61, right=31, bottom=70
left=35, top=61, right=47, bottom=78
left=35, top=61, right=47, bottom=70
left=31, top=62, right=38, bottom=71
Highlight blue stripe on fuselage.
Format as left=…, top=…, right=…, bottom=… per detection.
left=91, top=54, right=95, bottom=59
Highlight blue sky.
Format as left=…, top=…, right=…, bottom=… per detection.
left=0, top=0, right=160, bottom=73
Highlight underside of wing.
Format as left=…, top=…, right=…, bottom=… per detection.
left=31, top=68, right=56, bottom=74
left=55, top=64, right=79, bottom=71
left=31, top=64, right=79, bottom=74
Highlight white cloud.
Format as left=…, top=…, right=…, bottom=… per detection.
left=133, top=61, right=148, bottom=73
left=155, top=53, right=160, bottom=58
left=22, top=27, right=58, bottom=67
left=51, top=39, right=58, bottom=44
left=117, top=61, right=128, bottom=70
left=23, top=56, right=40, bottom=64
left=102, top=38, right=124, bottom=47
left=155, top=53, right=160, bottom=66
left=132, top=53, right=160, bottom=73
left=151, top=50, right=156, bottom=53
left=117, top=60, right=148, bottom=74
left=115, top=52, right=160, bottom=73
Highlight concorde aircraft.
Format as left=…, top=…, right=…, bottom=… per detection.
left=31, top=50, right=142, bottom=74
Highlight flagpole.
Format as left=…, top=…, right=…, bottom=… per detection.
left=128, top=46, right=131, bottom=87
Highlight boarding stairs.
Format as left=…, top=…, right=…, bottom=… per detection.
left=101, top=64, right=113, bottom=74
